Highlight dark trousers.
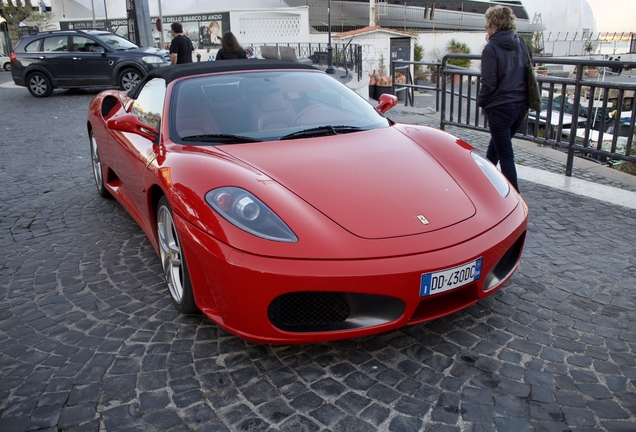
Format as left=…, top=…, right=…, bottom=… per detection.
left=485, top=102, right=527, bottom=192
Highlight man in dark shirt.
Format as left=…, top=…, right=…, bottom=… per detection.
left=170, top=23, right=193, bottom=65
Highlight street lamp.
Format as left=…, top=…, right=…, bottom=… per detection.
left=158, top=0, right=165, bottom=49
left=90, top=0, right=96, bottom=28
left=326, top=0, right=335, bottom=74
left=104, top=0, right=109, bottom=31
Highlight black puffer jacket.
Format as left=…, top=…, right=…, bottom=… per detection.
left=478, top=29, right=529, bottom=110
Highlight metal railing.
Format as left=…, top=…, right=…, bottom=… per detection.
left=390, top=60, right=442, bottom=110
left=392, top=56, right=636, bottom=176
left=254, top=42, right=363, bottom=81
left=540, top=31, right=635, bottom=56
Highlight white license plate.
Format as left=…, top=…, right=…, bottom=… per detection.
left=420, top=258, right=482, bottom=297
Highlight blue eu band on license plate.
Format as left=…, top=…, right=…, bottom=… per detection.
left=420, top=258, right=482, bottom=297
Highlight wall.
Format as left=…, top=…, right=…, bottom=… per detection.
left=417, top=31, right=487, bottom=67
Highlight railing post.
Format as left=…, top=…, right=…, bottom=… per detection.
left=435, top=63, right=442, bottom=112
left=390, top=60, right=395, bottom=99
left=566, top=62, right=585, bottom=176
left=358, top=45, right=362, bottom=81
left=440, top=57, right=447, bottom=131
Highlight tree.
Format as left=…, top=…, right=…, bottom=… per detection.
left=413, top=40, right=426, bottom=80
left=1, top=1, right=35, bottom=50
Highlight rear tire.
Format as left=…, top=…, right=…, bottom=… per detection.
left=157, top=196, right=198, bottom=314
left=3, top=63, right=10, bottom=72
left=27, top=71, right=53, bottom=97
left=118, top=68, right=142, bottom=91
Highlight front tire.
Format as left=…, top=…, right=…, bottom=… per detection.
left=89, top=130, right=110, bottom=197
left=27, top=71, right=53, bottom=97
left=3, top=63, right=10, bottom=72
left=118, top=68, right=142, bottom=91
left=157, top=196, right=198, bottom=314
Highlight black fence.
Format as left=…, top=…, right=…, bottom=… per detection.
left=392, top=56, right=636, bottom=176
left=254, top=43, right=363, bottom=81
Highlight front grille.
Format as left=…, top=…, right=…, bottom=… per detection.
left=268, top=292, right=351, bottom=332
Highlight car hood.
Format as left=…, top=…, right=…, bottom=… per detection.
left=220, top=127, right=476, bottom=239
left=124, top=46, right=169, bottom=59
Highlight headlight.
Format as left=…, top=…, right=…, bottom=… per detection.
left=206, top=187, right=298, bottom=243
left=142, top=56, right=164, bottom=64
left=471, top=151, right=510, bottom=197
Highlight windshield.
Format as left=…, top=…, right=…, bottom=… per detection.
left=170, top=70, right=390, bottom=144
left=92, top=33, right=138, bottom=50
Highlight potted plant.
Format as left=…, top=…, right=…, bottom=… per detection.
left=583, top=42, right=598, bottom=77
left=374, top=54, right=393, bottom=99
left=368, top=70, right=378, bottom=99
left=446, top=39, right=471, bottom=84
left=536, top=64, right=548, bottom=76
left=587, top=65, right=599, bottom=77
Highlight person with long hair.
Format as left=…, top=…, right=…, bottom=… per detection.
left=478, top=5, right=529, bottom=192
left=215, top=31, right=247, bottom=60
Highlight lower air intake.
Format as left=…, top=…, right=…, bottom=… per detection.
left=268, top=291, right=405, bottom=333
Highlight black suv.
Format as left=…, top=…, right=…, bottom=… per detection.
left=11, top=30, right=169, bottom=97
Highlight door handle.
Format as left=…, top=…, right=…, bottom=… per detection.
left=73, top=57, right=81, bottom=60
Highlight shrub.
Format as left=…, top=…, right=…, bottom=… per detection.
left=446, top=39, right=471, bottom=69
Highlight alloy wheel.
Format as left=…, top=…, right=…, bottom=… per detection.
left=120, top=70, right=141, bottom=90
left=29, top=75, right=48, bottom=96
left=90, top=134, right=102, bottom=189
left=157, top=204, right=185, bottom=304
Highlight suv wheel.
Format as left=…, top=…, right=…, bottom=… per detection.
left=27, top=72, right=53, bottom=97
left=118, top=68, right=142, bottom=91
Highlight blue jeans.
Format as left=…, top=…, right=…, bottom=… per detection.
left=485, top=102, right=527, bottom=192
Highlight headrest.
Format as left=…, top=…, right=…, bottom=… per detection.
left=259, top=93, right=287, bottom=111
left=177, top=87, right=201, bottom=117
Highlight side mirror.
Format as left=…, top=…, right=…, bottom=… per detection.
left=107, top=114, right=158, bottom=142
left=94, top=46, right=106, bottom=56
left=376, top=93, right=398, bottom=113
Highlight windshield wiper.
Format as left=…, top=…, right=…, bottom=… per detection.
left=279, top=125, right=366, bottom=140
left=181, top=134, right=262, bottom=144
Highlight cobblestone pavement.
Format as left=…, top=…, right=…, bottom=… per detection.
left=1, top=74, right=635, bottom=432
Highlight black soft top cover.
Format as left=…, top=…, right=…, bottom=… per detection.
left=128, top=59, right=318, bottom=99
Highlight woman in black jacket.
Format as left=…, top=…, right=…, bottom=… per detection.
left=215, top=31, right=247, bottom=60
left=478, top=5, right=528, bottom=192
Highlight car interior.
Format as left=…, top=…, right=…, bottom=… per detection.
left=172, top=71, right=379, bottom=142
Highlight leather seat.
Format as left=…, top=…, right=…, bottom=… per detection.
left=252, top=92, right=296, bottom=131
left=175, top=86, right=220, bottom=138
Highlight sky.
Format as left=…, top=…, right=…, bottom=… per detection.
left=585, top=0, right=636, bottom=32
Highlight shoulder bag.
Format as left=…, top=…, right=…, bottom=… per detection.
left=522, top=40, right=542, bottom=112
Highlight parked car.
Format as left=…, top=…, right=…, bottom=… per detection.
left=546, top=94, right=588, bottom=118
left=11, top=30, right=169, bottom=97
left=568, top=111, right=635, bottom=155
left=0, top=53, right=10, bottom=71
left=525, top=107, right=587, bottom=139
left=87, top=60, right=528, bottom=344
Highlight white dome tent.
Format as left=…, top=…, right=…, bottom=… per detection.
left=521, top=0, right=599, bottom=56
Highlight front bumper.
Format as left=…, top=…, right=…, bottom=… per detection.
left=176, top=200, right=528, bottom=344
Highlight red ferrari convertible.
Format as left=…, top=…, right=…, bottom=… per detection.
left=87, top=60, right=527, bottom=344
